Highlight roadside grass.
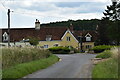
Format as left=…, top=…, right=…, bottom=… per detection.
left=92, top=58, right=118, bottom=78
left=92, top=47, right=119, bottom=79
left=2, top=47, right=51, bottom=69
left=95, top=50, right=112, bottom=59
left=2, top=54, right=59, bottom=79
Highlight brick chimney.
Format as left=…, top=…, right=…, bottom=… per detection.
left=35, top=19, right=40, bottom=30
left=69, top=23, right=74, bottom=33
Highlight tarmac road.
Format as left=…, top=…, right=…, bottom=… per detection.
left=23, top=53, right=96, bottom=78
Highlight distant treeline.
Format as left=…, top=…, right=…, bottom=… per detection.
left=41, top=19, right=101, bottom=31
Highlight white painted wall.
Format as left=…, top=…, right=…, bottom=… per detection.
left=0, top=42, right=30, bottom=47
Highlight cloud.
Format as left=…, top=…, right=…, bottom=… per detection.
left=1, top=0, right=111, bottom=28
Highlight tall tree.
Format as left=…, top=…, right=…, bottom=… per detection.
left=102, top=0, right=120, bottom=45
left=97, top=19, right=110, bottom=45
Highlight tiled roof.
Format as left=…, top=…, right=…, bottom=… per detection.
left=73, top=30, right=98, bottom=42
left=1, top=27, right=98, bottom=42
left=1, top=27, right=67, bottom=42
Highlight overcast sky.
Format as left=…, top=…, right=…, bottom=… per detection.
left=0, top=0, right=112, bottom=28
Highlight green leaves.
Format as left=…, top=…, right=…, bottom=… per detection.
left=29, top=37, right=39, bottom=46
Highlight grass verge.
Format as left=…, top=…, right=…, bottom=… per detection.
left=2, top=47, right=51, bottom=69
left=92, top=58, right=118, bottom=79
left=96, top=50, right=112, bottom=59
left=2, top=54, right=59, bottom=79
left=92, top=47, right=119, bottom=79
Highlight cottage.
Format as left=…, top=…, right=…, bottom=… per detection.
left=0, top=19, right=97, bottom=51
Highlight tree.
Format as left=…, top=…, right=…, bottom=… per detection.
left=29, top=37, right=39, bottom=46
left=97, top=19, right=110, bottom=45
left=102, top=0, right=120, bottom=45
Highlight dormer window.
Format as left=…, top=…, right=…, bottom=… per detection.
left=3, top=32, right=8, bottom=41
left=85, top=33, right=92, bottom=42
left=86, top=37, right=91, bottom=41
left=46, top=35, right=52, bottom=41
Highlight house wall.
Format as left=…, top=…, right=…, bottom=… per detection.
left=82, top=42, right=95, bottom=51
left=38, top=41, right=62, bottom=48
left=38, top=30, right=95, bottom=51
left=0, top=42, right=30, bottom=47
left=61, top=31, right=78, bottom=49
left=38, top=30, right=79, bottom=49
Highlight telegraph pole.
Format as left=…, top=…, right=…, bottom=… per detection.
left=8, top=9, right=10, bottom=47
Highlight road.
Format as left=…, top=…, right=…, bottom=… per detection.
left=23, top=53, right=96, bottom=78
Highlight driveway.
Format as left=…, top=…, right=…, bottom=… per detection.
left=23, top=53, right=96, bottom=78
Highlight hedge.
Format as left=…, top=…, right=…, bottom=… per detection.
left=48, top=46, right=70, bottom=54
left=91, top=45, right=113, bottom=53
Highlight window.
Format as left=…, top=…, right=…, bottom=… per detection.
left=86, top=45, right=92, bottom=49
left=46, top=35, right=52, bottom=41
left=85, top=33, right=92, bottom=42
left=3, top=32, right=8, bottom=41
left=44, top=45, right=48, bottom=48
left=86, top=37, right=91, bottom=41
left=66, top=37, right=70, bottom=41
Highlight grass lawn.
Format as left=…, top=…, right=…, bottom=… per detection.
left=2, top=54, right=59, bottom=79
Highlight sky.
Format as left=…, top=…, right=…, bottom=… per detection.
left=0, top=0, right=112, bottom=28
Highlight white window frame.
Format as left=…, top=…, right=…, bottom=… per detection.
left=86, top=37, right=91, bottom=41
left=85, top=33, right=92, bottom=42
left=3, top=32, right=8, bottom=41
left=86, top=45, right=92, bottom=49
left=44, top=45, right=48, bottom=48
left=66, top=37, right=70, bottom=41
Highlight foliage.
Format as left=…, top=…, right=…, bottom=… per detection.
left=108, top=21, right=120, bottom=45
left=41, top=19, right=100, bottom=31
left=65, top=46, right=79, bottom=53
left=92, top=48, right=119, bottom=78
left=103, top=1, right=120, bottom=21
left=96, top=50, right=112, bottom=59
left=92, top=58, right=118, bottom=78
left=2, top=55, right=59, bottom=79
left=97, top=20, right=110, bottom=45
left=2, top=47, right=52, bottom=69
left=72, top=48, right=80, bottom=53
left=29, top=37, right=39, bottom=46
left=102, top=1, right=120, bottom=45
left=91, top=45, right=113, bottom=53
left=48, top=46, right=71, bottom=54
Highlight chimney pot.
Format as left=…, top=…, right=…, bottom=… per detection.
left=35, top=19, right=40, bottom=30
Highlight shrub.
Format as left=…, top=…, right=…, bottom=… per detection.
left=1, top=47, right=52, bottom=69
left=67, top=46, right=79, bottom=53
left=96, top=50, right=112, bottom=59
left=29, top=37, right=39, bottom=46
left=73, top=48, right=79, bottom=53
left=48, top=46, right=70, bottom=54
left=91, top=45, right=113, bottom=53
